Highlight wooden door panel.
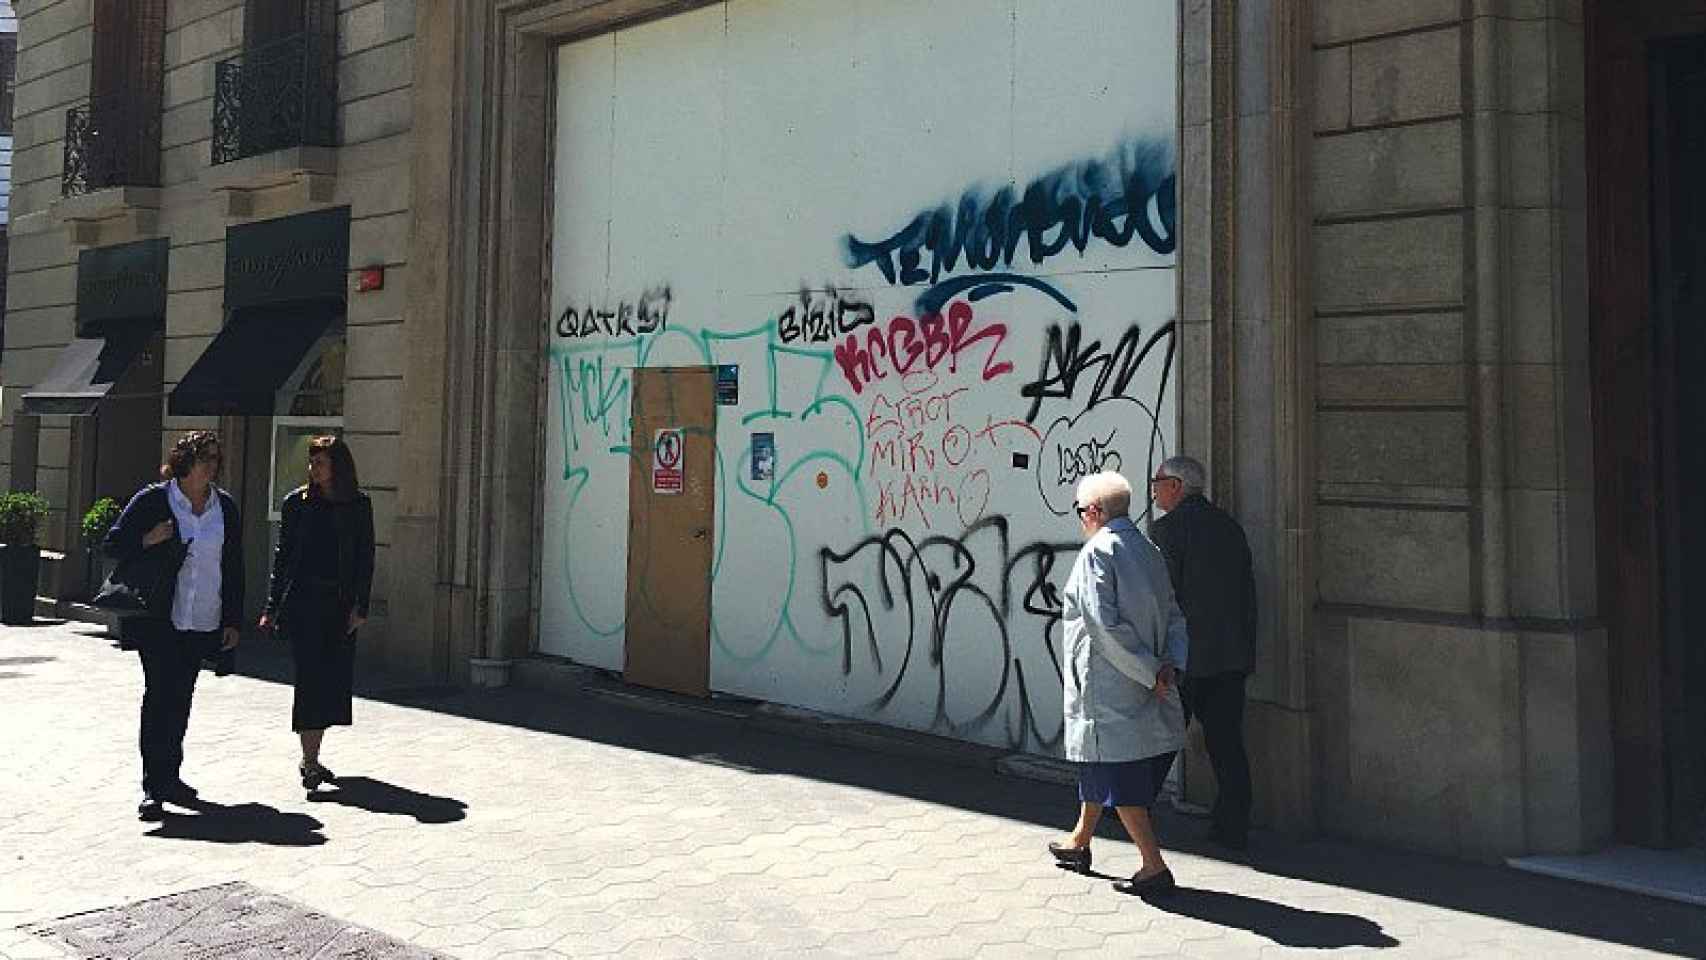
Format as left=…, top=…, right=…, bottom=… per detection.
left=624, top=368, right=714, bottom=697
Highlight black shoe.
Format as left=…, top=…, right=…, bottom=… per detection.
left=1114, top=868, right=1177, bottom=898
left=1047, top=841, right=1093, bottom=873
left=300, top=761, right=336, bottom=790
left=158, top=780, right=199, bottom=805
left=138, top=792, right=164, bottom=822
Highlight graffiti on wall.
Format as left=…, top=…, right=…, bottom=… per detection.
left=543, top=0, right=1179, bottom=756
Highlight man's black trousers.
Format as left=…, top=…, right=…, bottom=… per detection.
left=136, top=627, right=219, bottom=793
left=1183, top=671, right=1253, bottom=841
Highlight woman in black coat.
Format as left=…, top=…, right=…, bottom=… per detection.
left=258, top=435, right=375, bottom=791
left=103, top=430, right=244, bottom=821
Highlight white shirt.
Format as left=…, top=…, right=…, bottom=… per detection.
left=167, top=479, right=225, bottom=633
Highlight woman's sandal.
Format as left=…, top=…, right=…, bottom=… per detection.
left=1047, top=841, right=1093, bottom=873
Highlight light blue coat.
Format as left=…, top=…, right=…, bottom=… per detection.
left=1061, top=517, right=1190, bottom=763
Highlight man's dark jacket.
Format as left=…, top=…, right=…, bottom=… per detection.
left=1147, top=494, right=1257, bottom=677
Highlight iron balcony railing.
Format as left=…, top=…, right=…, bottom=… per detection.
left=62, top=96, right=163, bottom=196
left=211, top=31, right=338, bottom=165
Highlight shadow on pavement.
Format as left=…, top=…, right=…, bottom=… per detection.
left=147, top=799, right=326, bottom=846
left=305, top=776, right=467, bottom=824
left=220, top=639, right=1706, bottom=957
left=1149, top=888, right=1399, bottom=948
left=0, top=656, right=56, bottom=666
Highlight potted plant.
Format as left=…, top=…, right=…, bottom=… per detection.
left=81, top=497, right=121, bottom=601
left=0, top=492, right=50, bottom=625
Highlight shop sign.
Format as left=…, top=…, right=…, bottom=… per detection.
left=75, top=238, right=168, bottom=334
left=652, top=428, right=684, bottom=494
left=225, top=206, right=351, bottom=309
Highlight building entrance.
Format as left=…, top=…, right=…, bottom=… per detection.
left=1588, top=1, right=1706, bottom=847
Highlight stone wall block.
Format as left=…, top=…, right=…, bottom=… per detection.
left=168, top=240, right=226, bottom=292
left=17, top=0, right=93, bottom=49
left=350, top=210, right=412, bottom=267
left=164, top=5, right=241, bottom=66
left=1503, top=207, right=1558, bottom=364
left=1314, top=215, right=1464, bottom=311
left=168, top=0, right=242, bottom=32
left=346, top=320, right=405, bottom=379
left=1316, top=312, right=1464, bottom=365
left=1313, top=121, right=1463, bottom=217
left=341, top=87, right=412, bottom=145
left=163, top=61, right=214, bottom=112
left=344, top=377, right=403, bottom=434
left=1504, top=363, right=1560, bottom=489
left=1520, top=628, right=1614, bottom=852
left=165, top=289, right=225, bottom=338
left=1344, top=619, right=1523, bottom=859
left=343, top=431, right=399, bottom=489
left=2, top=305, right=75, bottom=349
left=338, top=37, right=413, bottom=103
left=16, top=26, right=90, bottom=85
left=1317, top=364, right=1465, bottom=406
left=6, top=264, right=76, bottom=312
left=1314, top=46, right=1350, bottom=131
left=1349, top=28, right=1462, bottom=126
left=1315, top=0, right=1459, bottom=46
left=162, top=334, right=214, bottom=385
left=1318, top=410, right=1467, bottom=487
left=14, top=67, right=90, bottom=126
left=1318, top=505, right=1472, bottom=611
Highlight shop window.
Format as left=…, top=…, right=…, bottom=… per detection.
left=268, top=418, right=342, bottom=521
left=286, top=333, right=345, bottom=417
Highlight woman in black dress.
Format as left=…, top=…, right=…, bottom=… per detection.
left=259, top=435, right=375, bottom=790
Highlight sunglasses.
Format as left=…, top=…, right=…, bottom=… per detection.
left=1073, top=503, right=1097, bottom=519
left=1149, top=475, right=1176, bottom=485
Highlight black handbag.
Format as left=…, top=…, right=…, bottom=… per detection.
left=93, top=538, right=189, bottom=616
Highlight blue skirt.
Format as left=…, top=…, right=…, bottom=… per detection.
left=1077, top=752, right=1176, bottom=809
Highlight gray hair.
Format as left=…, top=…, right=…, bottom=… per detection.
left=1076, top=471, right=1133, bottom=518
left=1158, top=456, right=1206, bottom=495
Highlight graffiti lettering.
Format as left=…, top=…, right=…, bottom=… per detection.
left=555, top=286, right=673, bottom=339
left=1019, top=321, right=1173, bottom=423
left=845, top=138, right=1176, bottom=290
left=819, top=516, right=1080, bottom=747
left=777, top=285, right=877, bottom=344
left=833, top=300, right=1012, bottom=395
left=1056, top=432, right=1122, bottom=487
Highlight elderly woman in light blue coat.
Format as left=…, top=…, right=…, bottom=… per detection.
left=1047, top=471, right=1189, bottom=896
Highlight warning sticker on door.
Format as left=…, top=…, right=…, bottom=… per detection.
left=652, top=428, right=684, bottom=494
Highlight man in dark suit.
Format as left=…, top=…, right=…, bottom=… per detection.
left=1146, top=455, right=1257, bottom=850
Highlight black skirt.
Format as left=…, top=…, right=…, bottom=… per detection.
left=286, top=582, right=355, bottom=732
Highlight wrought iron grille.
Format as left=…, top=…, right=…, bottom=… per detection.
left=211, top=31, right=338, bottom=165
left=62, top=97, right=163, bottom=196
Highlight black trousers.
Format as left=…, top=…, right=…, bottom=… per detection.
left=1183, top=671, right=1253, bottom=839
left=136, top=626, right=220, bottom=793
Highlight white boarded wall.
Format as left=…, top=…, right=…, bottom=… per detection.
left=543, top=0, right=1178, bottom=754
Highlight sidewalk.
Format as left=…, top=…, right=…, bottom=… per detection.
left=2, top=620, right=1702, bottom=959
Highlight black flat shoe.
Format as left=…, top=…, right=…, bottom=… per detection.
left=1047, top=841, right=1093, bottom=872
left=158, top=780, right=198, bottom=805
left=300, top=761, right=337, bottom=790
left=138, top=793, right=164, bottom=822
left=1114, top=868, right=1176, bottom=897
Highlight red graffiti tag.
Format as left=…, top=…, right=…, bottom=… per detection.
left=833, top=300, right=1013, bottom=395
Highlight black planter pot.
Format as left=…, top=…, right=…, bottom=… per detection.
left=0, top=543, right=41, bottom=625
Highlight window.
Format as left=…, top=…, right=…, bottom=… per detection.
left=0, top=35, right=17, bottom=137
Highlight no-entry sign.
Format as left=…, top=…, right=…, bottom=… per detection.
left=652, top=428, right=684, bottom=494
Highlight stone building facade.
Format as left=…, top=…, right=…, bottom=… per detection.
left=4, top=0, right=1700, bottom=862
